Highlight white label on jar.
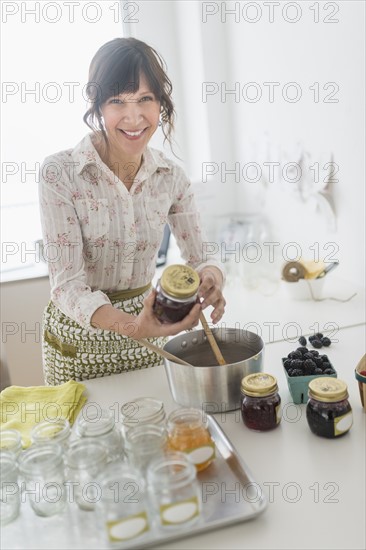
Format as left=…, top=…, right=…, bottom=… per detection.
left=276, top=404, right=282, bottom=424
left=160, top=496, right=199, bottom=525
left=107, top=512, right=149, bottom=542
left=334, top=411, right=353, bottom=436
left=186, top=444, right=215, bottom=465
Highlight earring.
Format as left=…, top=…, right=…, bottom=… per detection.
left=158, top=120, right=162, bottom=127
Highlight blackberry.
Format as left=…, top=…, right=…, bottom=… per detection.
left=303, top=359, right=316, bottom=374
left=298, top=336, right=307, bottom=346
left=320, top=355, right=329, bottom=362
left=324, top=368, right=335, bottom=375
left=322, top=362, right=331, bottom=370
left=314, top=368, right=323, bottom=374
left=322, top=337, right=331, bottom=347
left=314, top=357, right=324, bottom=368
left=287, top=368, right=294, bottom=376
left=309, top=350, right=320, bottom=356
left=312, top=339, right=323, bottom=349
left=288, top=350, right=303, bottom=360
left=290, top=369, right=304, bottom=377
left=315, top=332, right=324, bottom=339
left=308, top=335, right=316, bottom=342
left=304, top=353, right=315, bottom=361
left=291, top=359, right=303, bottom=370
left=283, top=359, right=292, bottom=369
left=297, top=346, right=308, bottom=355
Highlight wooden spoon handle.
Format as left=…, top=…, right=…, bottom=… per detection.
left=199, top=312, right=226, bottom=366
left=136, top=338, right=193, bottom=367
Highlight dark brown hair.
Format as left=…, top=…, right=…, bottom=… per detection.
left=83, top=37, right=175, bottom=147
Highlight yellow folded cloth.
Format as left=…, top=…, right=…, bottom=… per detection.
left=0, top=380, right=87, bottom=448
left=282, top=259, right=326, bottom=282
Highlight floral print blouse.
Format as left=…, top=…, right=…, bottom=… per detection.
left=39, top=133, right=224, bottom=330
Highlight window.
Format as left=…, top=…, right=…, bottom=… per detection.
left=1, top=1, right=125, bottom=277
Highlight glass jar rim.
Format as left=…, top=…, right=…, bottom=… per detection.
left=77, top=409, right=115, bottom=436
left=121, top=397, right=165, bottom=427
left=18, top=442, right=63, bottom=474
left=0, top=429, right=23, bottom=449
left=147, top=451, right=196, bottom=488
left=125, top=423, right=167, bottom=453
left=31, top=419, right=70, bottom=442
left=66, top=440, right=107, bottom=468
left=167, top=408, right=207, bottom=431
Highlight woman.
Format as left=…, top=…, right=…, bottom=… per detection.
left=39, top=37, right=225, bottom=385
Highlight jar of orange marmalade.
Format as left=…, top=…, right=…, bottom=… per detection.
left=153, top=264, right=200, bottom=324
left=166, top=408, right=215, bottom=472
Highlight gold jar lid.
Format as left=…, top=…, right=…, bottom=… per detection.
left=160, top=264, right=200, bottom=299
left=241, top=373, right=278, bottom=397
left=308, top=377, right=348, bottom=402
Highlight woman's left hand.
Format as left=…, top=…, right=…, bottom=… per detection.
left=198, top=267, right=226, bottom=323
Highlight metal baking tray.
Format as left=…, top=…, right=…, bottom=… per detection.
left=2, top=416, right=267, bottom=550
left=129, top=414, right=268, bottom=549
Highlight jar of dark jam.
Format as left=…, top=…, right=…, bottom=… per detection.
left=241, top=373, right=281, bottom=431
left=153, top=264, right=200, bottom=324
left=306, top=377, right=353, bottom=439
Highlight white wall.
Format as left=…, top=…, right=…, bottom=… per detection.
left=129, top=0, right=365, bottom=287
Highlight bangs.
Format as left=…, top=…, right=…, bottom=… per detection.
left=98, top=48, right=162, bottom=103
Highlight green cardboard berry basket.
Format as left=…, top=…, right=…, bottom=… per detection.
left=282, top=359, right=337, bottom=404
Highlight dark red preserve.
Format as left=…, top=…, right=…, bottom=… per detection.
left=241, top=373, right=281, bottom=431
left=153, top=264, right=200, bottom=324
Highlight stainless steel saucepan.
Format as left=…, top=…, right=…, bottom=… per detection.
left=163, top=327, right=264, bottom=412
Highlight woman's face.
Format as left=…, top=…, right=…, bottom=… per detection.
left=100, top=73, right=160, bottom=160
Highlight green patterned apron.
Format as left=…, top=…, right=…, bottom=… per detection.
left=42, top=284, right=166, bottom=386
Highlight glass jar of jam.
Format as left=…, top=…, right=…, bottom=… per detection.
left=241, top=373, right=281, bottom=431
left=153, top=264, right=200, bottom=324
left=306, top=377, right=353, bottom=438
left=167, top=408, right=215, bottom=472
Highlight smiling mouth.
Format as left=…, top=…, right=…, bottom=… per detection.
left=119, top=128, right=147, bottom=139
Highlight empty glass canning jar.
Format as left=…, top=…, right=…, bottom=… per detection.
left=306, top=377, right=353, bottom=438
left=98, top=462, right=151, bottom=546
left=0, top=429, right=22, bottom=458
left=65, top=439, right=108, bottom=511
left=147, top=451, right=201, bottom=530
left=241, top=373, right=281, bottom=431
left=153, top=264, right=200, bottom=324
left=18, top=442, right=66, bottom=517
left=167, top=408, right=215, bottom=472
left=30, top=419, right=71, bottom=450
left=75, top=408, right=124, bottom=462
left=125, top=423, right=168, bottom=474
left=0, top=450, right=20, bottom=526
left=120, top=397, right=166, bottom=435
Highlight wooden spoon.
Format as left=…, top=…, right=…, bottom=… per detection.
left=136, top=338, right=193, bottom=367
left=199, top=312, right=226, bottom=365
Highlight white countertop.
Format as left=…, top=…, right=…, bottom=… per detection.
left=3, top=323, right=365, bottom=550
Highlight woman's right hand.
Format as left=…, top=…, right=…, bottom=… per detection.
left=131, top=289, right=201, bottom=339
